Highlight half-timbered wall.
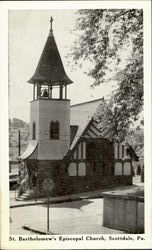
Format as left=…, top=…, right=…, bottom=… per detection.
left=114, top=141, right=132, bottom=176
left=68, top=138, right=113, bottom=177
left=68, top=141, right=87, bottom=176
left=68, top=119, right=132, bottom=178
left=68, top=120, right=113, bottom=177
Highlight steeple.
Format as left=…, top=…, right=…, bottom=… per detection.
left=28, top=17, right=72, bottom=86
left=49, top=16, right=53, bottom=36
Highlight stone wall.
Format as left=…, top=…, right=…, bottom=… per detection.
left=34, top=159, right=132, bottom=197
left=102, top=187, right=144, bottom=233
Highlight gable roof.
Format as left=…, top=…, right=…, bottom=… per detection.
left=28, top=31, right=72, bottom=86
left=70, top=98, right=104, bottom=150
left=69, top=98, right=138, bottom=161
left=70, top=98, right=104, bottom=126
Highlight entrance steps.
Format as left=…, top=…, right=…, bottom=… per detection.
left=16, top=188, right=37, bottom=201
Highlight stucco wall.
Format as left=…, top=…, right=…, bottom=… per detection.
left=30, top=99, right=70, bottom=160
left=30, top=101, right=39, bottom=140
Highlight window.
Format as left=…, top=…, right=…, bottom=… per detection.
left=32, top=122, right=36, bottom=140
left=68, top=163, right=77, bottom=176
left=68, top=162, right=86, bottom=176
left=114, top=162, right=122, bottom=175
left=50, top=121, right=60, bottom=139
left=124, top=162, right=131, bottom=175
left=78, top=163, right=86, bottom=176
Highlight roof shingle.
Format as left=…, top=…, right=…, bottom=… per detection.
left=28, top=32, right=72, bottom=85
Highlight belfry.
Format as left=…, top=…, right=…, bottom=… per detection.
left=28, top=17, right=72, bottom=160
left=18, top=18, right=73, bottom=197
left=18, top=18, right=138, bottom=200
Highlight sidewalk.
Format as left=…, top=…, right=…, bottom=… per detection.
left=10, top=189, right=104, bottom=208
left=10, top=177, right=143, bottom=208
left=10, top=177, right=143, bottom=235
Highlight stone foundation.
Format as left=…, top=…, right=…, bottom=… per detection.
left=19, top=159, right=133, bottom=199
left=34, top=160, right=133, bottom=197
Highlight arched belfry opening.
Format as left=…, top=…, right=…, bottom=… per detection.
left=28, top=17, right=72, bottom=101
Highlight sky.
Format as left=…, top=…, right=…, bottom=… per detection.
left=9, top=10, right=116, bottom=123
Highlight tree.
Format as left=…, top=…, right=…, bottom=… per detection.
left=94, top=97, right=136, bottom=141
left=12, top=118, right=26, bottom=128
left=123, top=125, right=144, bottom=160
left=71, top=9, right=143, bottom=139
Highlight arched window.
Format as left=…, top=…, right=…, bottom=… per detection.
left=50, top=121, right=60, bottom=139
left=32, top=122, right=36, bottom=140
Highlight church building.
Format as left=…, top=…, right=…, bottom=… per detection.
left=18, top=18, right=138, bottom=200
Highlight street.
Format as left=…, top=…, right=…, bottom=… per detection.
left=9, top=177, right=143, bottom=235
left=10, top=198, right=123, bottom=235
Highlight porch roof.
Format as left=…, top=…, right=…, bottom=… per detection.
left=18, top=140, right=38, bottom=160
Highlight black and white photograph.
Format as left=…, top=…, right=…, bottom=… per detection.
left=0, top=1, right=151, bottom=249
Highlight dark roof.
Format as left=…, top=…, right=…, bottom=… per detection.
left=70, top=125, right=78, bottom=145
left=127, top=146, right=139, bottom=161
left=28, top=31, right=73, bottom=85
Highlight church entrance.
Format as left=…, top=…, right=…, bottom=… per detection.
left=86, top=139, right=113, bottom=176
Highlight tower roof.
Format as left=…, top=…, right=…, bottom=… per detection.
left=28, top=18, right=73, bottom=86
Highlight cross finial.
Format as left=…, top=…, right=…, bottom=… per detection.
left=50, top=17, right=53, bottom=31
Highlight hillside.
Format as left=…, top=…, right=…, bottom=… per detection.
left=9, top=118, right=30, bottom=161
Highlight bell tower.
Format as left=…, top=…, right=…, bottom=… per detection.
left=28, top=17, right=72, bottom=160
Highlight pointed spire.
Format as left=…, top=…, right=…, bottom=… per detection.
left=28, top=18, right=73, bottom=86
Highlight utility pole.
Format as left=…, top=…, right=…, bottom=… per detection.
left=18, top=130, right=21, bottom=156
